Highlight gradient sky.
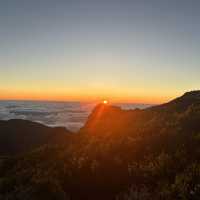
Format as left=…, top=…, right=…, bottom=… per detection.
left=0, top=0, right=200, bottom=103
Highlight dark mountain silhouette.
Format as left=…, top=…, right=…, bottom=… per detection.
left=82, top=90, right=200, bottom=137
left=0, top=119, right=71, bottom=155
left=0, top=91, right=200, bottom=199
left=149, top=90, right=200, bottom=112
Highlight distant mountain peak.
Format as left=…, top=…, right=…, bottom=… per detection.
left=182, top=90, right=200, bottom=98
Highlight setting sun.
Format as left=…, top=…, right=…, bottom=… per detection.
left=103, top=100, right=108, bottom=104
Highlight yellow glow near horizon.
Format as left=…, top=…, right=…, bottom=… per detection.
left=0, top=85, right=180, bottom=104
left=0, top=89, right=175, bottom=104
left=103, top=100, right=108, bottom=104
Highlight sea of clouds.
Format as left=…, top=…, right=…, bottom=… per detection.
left=0, top=101, right=152, bottom=132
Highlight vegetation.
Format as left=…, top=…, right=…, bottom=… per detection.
left=0, top=119, right=71, bottom=155
left=0, top=91, right=200, bottom=199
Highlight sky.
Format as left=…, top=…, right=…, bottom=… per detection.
left=0, top=0, right=200, bottom=103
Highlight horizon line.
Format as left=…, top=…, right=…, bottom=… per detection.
left=0, top=98, right=160, bottom=105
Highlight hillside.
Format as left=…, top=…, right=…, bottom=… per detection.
left=0, top=91, right=200, bottom=199
left=0, top=119, right=72, bottom=155
left=82, top=91, right=200, bottom=138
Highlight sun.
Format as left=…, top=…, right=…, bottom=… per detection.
left=103, top=100, right=108, bottom=104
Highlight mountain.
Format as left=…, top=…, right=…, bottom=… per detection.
left=149, top=90, right=200, bottom=112
left=0, top=91, right=200, bottom=199
left=82, top=90, right=200, bottom=136
left=0, top=119, right=72, bottom=155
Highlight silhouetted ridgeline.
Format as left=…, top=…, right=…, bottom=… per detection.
left=0, top=119, right=72, bottom=155
left=0, top=91, right=200, bottom=199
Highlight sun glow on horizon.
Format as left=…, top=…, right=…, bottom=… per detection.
left=0, top=87, right=177, bottom=104
left=103, top=100, right=108, bottom=104
left=0, top=90, right=174, bottom=104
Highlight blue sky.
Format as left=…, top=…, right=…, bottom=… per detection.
left=0, top=0, right=200, bottom=103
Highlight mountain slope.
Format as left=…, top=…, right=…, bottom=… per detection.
left=82, top=90, right=200, bottom=137
left=0, top=91, right=200, bottom=199
left=0, top=119, right=71, bottom=155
